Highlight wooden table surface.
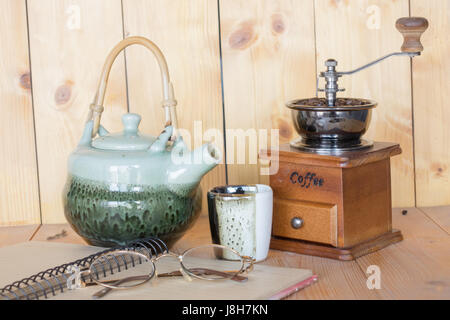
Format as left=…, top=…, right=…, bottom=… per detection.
left=1, top=207, right=449, bottom=300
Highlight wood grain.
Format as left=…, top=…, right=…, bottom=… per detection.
left=314, top=0, right=415, bottom=207
left=273, top=251, right=380, bottom=300
left=172, top=214, right=380, bottom=300
left=269, top=162, right=342, bottom=204
left=342, top=159, right=392, bottom=246
left=267, top=142, right=399, bottom=248
left=411, top=0, right=450, bottom=207
left=27, top=0, right=128, bottom=223
left=0, top=1, right=448, bottom=224
left=420, top=206, right=450, bottom=235
left=396, top=17, right=429, bottom=53
left=356, top=208, right=450, bottom=299
left=9, top=206, right=450, bottom=299
left=0, top=224, right=39, bottom=248
left=0, top=0, right=41, bottom=225
left=122, top=0, right=226, bottom=214
left=272, top=199, right=337, bottom=246
left=31, top=223, right=86, bottom=245
left=219, top=0, right=316, bottom=186
left=271, top=230, right=402, bottom=262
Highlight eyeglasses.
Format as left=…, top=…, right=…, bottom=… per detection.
left=77, top=244, right=254, bottom=299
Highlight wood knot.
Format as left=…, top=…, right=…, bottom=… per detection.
left=276, top=118, right=293, bottom=139
left=271, top=14, right=285, bottom=34
left=19, top=72, right=31, bottom=90
left=431, top=162, right=447, bottom=177
left=229, top=21, right=256, bottom=50
left=54, top=84, right=72, bottom=105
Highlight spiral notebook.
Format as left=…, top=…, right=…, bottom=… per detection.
left=0, top=241, right=317, bottom=300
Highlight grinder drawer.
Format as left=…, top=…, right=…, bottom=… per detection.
left=272, top=199, right=338, bottom=246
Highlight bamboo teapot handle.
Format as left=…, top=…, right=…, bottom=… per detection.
left=87, top=36, right=178, bottom=138
left=396, top=17, right=429, bottom=53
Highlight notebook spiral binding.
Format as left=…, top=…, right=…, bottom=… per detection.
left=0, top=237, right=168, bottom=300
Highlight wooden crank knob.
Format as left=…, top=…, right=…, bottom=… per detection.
left=396, top=17, right=429, bottom=53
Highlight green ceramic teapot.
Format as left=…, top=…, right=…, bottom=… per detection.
left=63, top=37, right=221, bottom=247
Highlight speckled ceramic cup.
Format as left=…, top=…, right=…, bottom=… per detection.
left=207, top=185, right=273, bottom=262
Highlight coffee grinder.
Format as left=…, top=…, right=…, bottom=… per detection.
left=260, top=17, right=428, bottom=260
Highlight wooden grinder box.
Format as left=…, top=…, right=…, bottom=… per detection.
left=261, top=142, right=403, bottom=260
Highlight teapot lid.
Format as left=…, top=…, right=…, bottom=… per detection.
left=91, top=113, right=155, bottom=151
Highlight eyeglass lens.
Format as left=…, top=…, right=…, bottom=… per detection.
left=89, top=251, right=154, bottom=289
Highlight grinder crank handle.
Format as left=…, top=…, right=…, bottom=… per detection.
left=338, top=16, right=429, bottom=76
left=317, top=16, right=429, bottom=104
left=396, top=17, right=429, bottom=53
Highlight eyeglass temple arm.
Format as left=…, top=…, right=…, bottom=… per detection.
left=158, top=268, right=248, bottom=282
left=89, top=268, right=248, bottom=299
left=88, top=266, right=249, bottom=288
left=241, top=256, right=255, bottom=273
left=91, top=275, right=149, bottom=299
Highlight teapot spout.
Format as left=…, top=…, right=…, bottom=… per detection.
left=168, top=142, right=222, bottom=184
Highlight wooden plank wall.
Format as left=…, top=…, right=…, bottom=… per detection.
left=27, top=0, right=128, bottom=224
left=0, top=0, right=40, bottom=226
left=0, top=0, right=448, bottom=225
left=122, top=0, right=227, bottom=215
left=411, top=0, right=450, bottom=207
left=220, top=0, right=316, bottom=186
left=315, top=0, right=414, bottom=207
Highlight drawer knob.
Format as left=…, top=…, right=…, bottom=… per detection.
left=291, top=217, right=304, bottom=229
